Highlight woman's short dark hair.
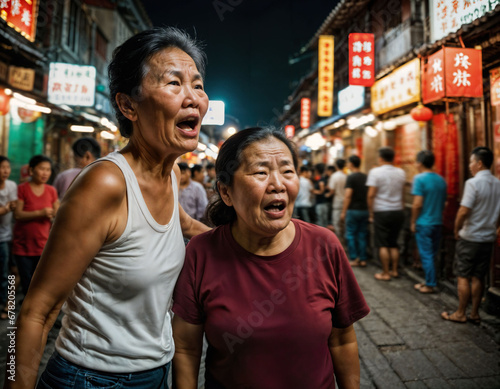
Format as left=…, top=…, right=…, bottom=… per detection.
left=108, top=27, right=207, bottom=138
left=335, top=158, right=346, bottom=170
left=29, top=155, right=52, bottom=169
left=314, top=163, right=325, bottom=175
left=416, top=150, right=435, bottom=169
left=207, top=127, right=298, bottom=227
left=0, top=156, right=10, bottom=165
left=471, top=147, right=493, bottom=169
left=379, top=147, right=395, bottom=163
left=348, top=155, right=361, bottom=168
left=72, top=137, right=101, bottom=159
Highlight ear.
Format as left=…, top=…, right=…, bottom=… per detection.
left=115, top=93, right=137, bottom=122
left=83, top=151, right=93, bottom=163
left=217, top=182, right=233, bottom=207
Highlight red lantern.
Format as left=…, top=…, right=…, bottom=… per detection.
left=410, top=104, right=433, bottom=123
left=0, top=89, right=11, bottom=116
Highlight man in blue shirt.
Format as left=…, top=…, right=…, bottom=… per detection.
left=411, top=151, right=447, bottom=294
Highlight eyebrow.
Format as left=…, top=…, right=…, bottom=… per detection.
left=247, top=159, right=294, bottom=169
left=165, top=69, right=203, bottom=81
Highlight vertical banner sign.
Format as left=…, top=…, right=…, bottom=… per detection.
left=444, top=47, right=482, bottom=98
left=422, top=50, right=445, bottom=104
left=300, top=98, right=311, bottom=129
left=349, top=33, right=375, bottom=87
left=490, top=68, right=500, bottom=106
left=318, top=35, right=334, bottom=117
left=284, top=125, right=295, bottom=138
left=0, top=0, right=38, bottom=42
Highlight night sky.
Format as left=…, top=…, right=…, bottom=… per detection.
left=141, top=0, right=337, bottom=129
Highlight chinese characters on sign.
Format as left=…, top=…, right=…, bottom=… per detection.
left=348, top=33, right=375, bottom=87
left=0, top=0, right=38, bottom=42
left=430, top=0, right=495, bottom=42
left=8, top=66, right=34, bottom=91
left=48, top=63, right=96, bottom=107
left=371, top=59, right=421, bottom=115
left=317, top=35, right=334, bottom=117
left=300, top=98, right=311, bottom=129
left=490, top=68, right=500, bottom=106
left=423, top=47, right=482, bottom=104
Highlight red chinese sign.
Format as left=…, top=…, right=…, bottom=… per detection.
left=423, top=47, right=482, bottom=104
left=490, top=68, right=500, bottom=106
left=0, top=0, right=38, bottom=42
left=349, top=33, right=375, bottom=87
left=300, top=98, right=311, bottom=129
left=317, top=35, right=334, bottom=117
left=284, top=125, right=295, bottom=138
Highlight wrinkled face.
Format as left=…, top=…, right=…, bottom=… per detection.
left=132, top=47, right=209, bottom=156
left=30, top=161, right=52, bottom=184
left=221, top=138, right=299, bottom=238
left=0, top=160, right=11, bottom=182
left=469, top=154, right=482, bottom=176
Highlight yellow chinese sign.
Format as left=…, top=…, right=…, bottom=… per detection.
left=318, top=35, right=334, bottom=117
left=371, top=58, right=421, bottom=115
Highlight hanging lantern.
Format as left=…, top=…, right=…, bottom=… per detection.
left=410, top=104, right=433, bottom=125
left=0, top=89, right=11, bottom=116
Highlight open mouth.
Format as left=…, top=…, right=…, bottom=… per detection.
left=264, top=200, right=286, bottom=212
left=177, top=116, right=199, bottom=131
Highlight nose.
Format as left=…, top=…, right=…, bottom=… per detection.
left=268, top=171, right=286, bottom=193
left=182, top=85, right=200, bottom=108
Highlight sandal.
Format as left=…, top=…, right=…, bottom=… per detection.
left=374, top=272, right=391, bottom=281
left=414, top=283, right=435, bottom=293
left=467, top=316, right=481, bottom=325
left=441, top=311, right=466, bottom=323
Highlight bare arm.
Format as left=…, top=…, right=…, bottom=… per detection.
left=312, top=180, right=325, bottom=195
left=14, top=199, right=53, bottom=222
left=172, top=315, right=204, bottom=389
left=0, top=201, right=15, bottom=216
left=367, top=186, right=377, bottom=222
left=340, top=188, right=353, bottom=222
left=410, top=195, right=423, bottom=233
left=329, top=325, right=360, bottom=389
left=4, top=162, right=126, bottom=389
left=454, top=205, right=471, bottom=240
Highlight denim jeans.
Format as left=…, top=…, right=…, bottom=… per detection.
left=37, top=351, right=170, bottom=388
left=0, top=241, right=9, bottom=304
left=295, top=206, right=311, bottom=223
left=315, top=203, right=329, bottom=227
left=345, top=210, right=369, bottom=261
left=415, top=224, right=442, bottom=287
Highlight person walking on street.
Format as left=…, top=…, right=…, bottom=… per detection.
left=312, top=163, right=328, bottom=227
left=411, top=151, right=447, bottom=294
left=442, top=147, right=500, bottom=324
left=295, top=165, right=313, bottom=223
left=341, top=155, right=369, bottom=268
left=12, top=155, right=59, bottom=295
left=179, top=162, right=209, bottom=221
left=367, top=147, right=406, bottom=281
left=53, top=137, right=101, bottom=199
left=0, top=156, right=17, bottom=320
left=328, top=159, right=346, bottom=236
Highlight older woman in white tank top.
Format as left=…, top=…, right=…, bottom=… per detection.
left=6, top=27, right=210, bottom=389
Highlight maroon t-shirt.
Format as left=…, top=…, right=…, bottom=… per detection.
left=173, top=219, right=370, bottom=389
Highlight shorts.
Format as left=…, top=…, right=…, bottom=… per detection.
left=373, top=210, right=405, bottom=248
left=455, top=239, right=493, bottom=279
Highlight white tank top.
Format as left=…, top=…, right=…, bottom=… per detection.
left=56, top=152, right=186, bottom=372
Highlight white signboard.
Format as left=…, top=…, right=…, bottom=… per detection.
left=201, top=100, right=225, bottom=125
left=430, top=0, right=498, bottom=42
left=48, top=63, right=96, bottom=106
left=338, top=86, right=365, bottom=115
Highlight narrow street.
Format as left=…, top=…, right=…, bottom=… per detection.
left=1, top=262, right=499, bottom=388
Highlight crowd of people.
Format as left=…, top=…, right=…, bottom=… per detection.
left=1, top=26, right=499, bottom=389
left=293, top=146, right=500, bottom=319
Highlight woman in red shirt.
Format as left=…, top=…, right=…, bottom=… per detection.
left=13, top=155, right=59, bottom=295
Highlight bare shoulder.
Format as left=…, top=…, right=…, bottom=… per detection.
left=67, top=160, right=126, bottom=203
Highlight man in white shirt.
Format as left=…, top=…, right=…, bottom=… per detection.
left=442, top=147, right=500, bottom=324
left=328, top=159, right=346, bottom=237
left=295, top=166, right=313, bottom=223
left=366, top=147, right=406, bottom=281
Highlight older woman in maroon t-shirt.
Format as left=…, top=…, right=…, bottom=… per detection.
left=173, top=127, right=370, bottom=389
